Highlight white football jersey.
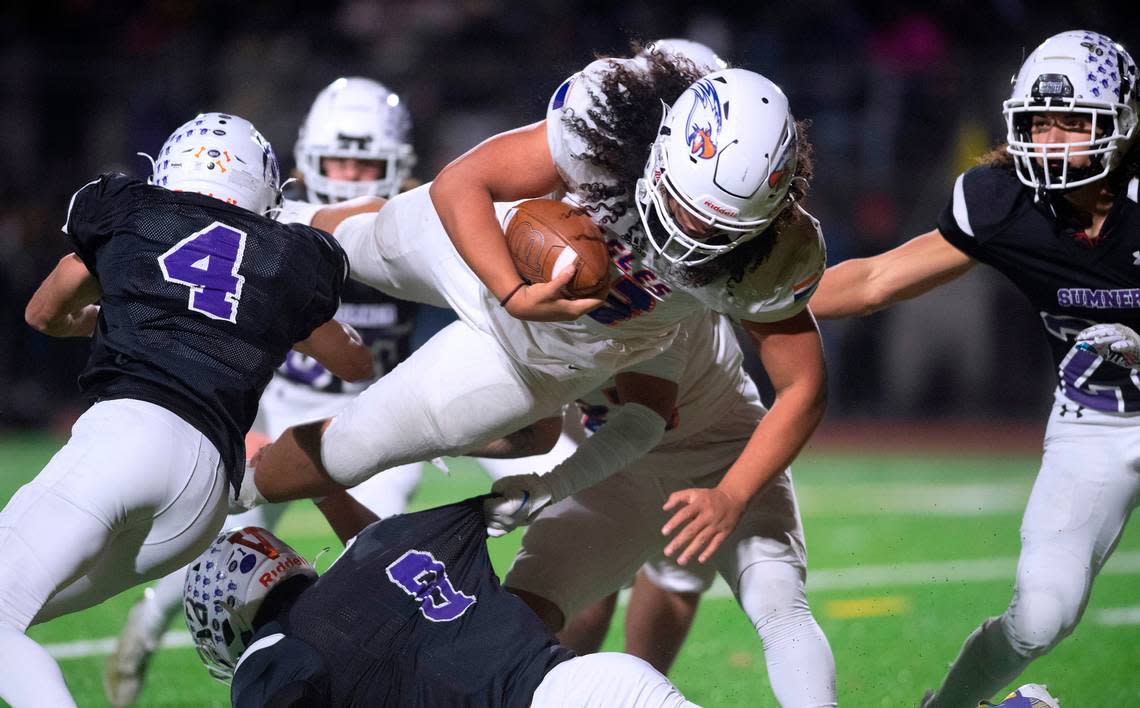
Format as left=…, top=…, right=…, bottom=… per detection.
left=576, top=310, right=763, bottom=451
left=541, top=59, right=825, bottom=342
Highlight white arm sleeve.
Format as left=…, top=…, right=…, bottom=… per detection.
left=541, top=402, right=666, bottom=502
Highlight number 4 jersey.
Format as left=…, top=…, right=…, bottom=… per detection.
left=939, top=165, right=1140, bottom=412
left=63, top=173, right=348, bottom=491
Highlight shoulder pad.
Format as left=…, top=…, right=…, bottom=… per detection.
left=950, top=165, right=1025, bottom=240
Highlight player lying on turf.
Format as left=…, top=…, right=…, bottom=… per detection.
left=185, top=496, right=698, bottom=707
left=493, top=310, right=836, bottom=707
left=236, top=49, right=828, bottom=581
left=809, top=30, right=1140, bottom=708
left=0, top=113, right=371, bottom=708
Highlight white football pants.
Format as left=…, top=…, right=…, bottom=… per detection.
left=927, top=393, right=1140, bottom=708
left=505, top=423, right=836, bottom=708
left=143, top=377, right=425, bottom=632
left=0, top=399, right=228, bottom=707
left=532, top=653, right=698, bottom=707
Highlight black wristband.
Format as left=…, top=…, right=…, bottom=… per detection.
left=499, top=280, right=530, bottom=307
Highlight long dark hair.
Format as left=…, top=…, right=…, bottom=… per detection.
left=562, top=46, right=815, bottom=288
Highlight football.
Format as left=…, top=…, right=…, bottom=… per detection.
left=502, top=199, right=611, bottom=299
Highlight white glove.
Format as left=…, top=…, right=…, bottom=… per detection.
left=1076, top=323, right=1140, bottom=367
left=230, top=462, right=268, bottom=514
left=483, top=473, right=555, bottom=538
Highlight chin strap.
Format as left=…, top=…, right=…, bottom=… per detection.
left=136, top=152, right=157, bottom=182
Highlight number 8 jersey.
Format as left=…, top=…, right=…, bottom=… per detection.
left=939, top=165, right=1140, bottom=412
left=63, top=173, right=348, bottom=492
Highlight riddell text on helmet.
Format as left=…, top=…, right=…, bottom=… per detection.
left=259, top=555, right=308, bottom=588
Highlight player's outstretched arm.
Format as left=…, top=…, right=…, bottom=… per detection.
left=663, top=309, right=826, bottom=565
left=430, top=121, right=603, bottom=321
left=25, top=253, right=102, bottom=337
left=810, top=229, right=976, bottom=319
left=294, top=320, right=374, bottom=382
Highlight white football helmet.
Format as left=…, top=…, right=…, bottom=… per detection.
left=642, top=38, right=728, bottom=73
left=295, top=77, right=416, bottom=202
left=635, top=69, right=798, bottom=265
left=183, top=526, right=315, bottom=683
left=152, top=112, right=282, bottom=215
left=1004, top=30, right=1138, bottom=190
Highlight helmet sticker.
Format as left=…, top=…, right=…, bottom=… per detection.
left=685, top=79, right=723, bottom=160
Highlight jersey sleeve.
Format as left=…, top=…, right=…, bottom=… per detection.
left=937, top=165, right=1024, bottom=260
left=290, top=223, right=350, bottom=342
left=617, top=312, right=708, bottom=383
left=545, top=59, right=629, bottom=196
left=723, top=208, right=827, bottom=323
left=230, top=634, right=330, bottom=708
left=61, top=173, right=136, bottom=271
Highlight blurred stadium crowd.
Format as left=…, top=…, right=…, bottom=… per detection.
left=0, top=0, right=1130, bottom=428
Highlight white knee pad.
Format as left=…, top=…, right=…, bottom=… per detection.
left=737, top=562, right=810, bottom=632
left=1000, top=588, right=1073, bottom=659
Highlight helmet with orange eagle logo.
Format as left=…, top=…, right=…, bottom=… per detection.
left=635, top=69, right=799, bottom=265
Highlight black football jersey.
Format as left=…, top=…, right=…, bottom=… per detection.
left=63, top=173, right=348, bottom=491
left=938, top=165, right=1140, bottom=412
left=231, top=498, right=574, bottom=708
left=275, top=279, right=417, bottom=394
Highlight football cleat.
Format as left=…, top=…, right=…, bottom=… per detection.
left=982, top=683, right=1060, bottom=708
left=104, top=594, right=166, bottom=706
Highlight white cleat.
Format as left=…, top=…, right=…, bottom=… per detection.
left=103, top=595, right=165, bottom=706
left=983, top=683, right=1060, bottom=707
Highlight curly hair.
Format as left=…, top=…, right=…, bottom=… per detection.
left=562, top=47, right=704, bottom=225
left=561, top=47, right=815, bottom=288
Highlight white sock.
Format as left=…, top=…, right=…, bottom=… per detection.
left=0, top=626, right=78, bottom=707
left=757, top=601, right=837, bottom=707
left=739, top=562, right=837, bottom=707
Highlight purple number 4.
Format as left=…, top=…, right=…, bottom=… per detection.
left=158, top=222, right=247, bottom=323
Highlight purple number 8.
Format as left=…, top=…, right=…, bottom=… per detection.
left=385, top=549, right=476, bottom=622
left=158, top=222, right=247, bottom=323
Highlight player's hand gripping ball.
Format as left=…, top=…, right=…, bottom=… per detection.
left=503, top=199, right=611, bottom=299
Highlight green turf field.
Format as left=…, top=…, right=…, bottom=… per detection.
left=4, top=431, right=1139, bottom=706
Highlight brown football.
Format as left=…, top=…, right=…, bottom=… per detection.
left=503, top=199, right=612, bottom=299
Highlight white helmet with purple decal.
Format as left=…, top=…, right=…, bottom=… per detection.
left=1004, top=30, right=1139, bottom=190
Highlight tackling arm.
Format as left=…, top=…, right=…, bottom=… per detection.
left=25, top=253, right=102, bottom=337
left=314, top=490, right=380, bottom=545
left=294, top=320, right=374, bottom=382
left=809, top=230, right=976, bottom=319
left=429, top=121, right=603, bottom=321
left=484, top=373, right=674, bottom=537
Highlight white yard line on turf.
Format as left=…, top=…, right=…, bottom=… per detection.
left=46, top=632, right=195, bottom=660
left=1092, top=606, right=1140, bottom=626
left=796, top=481, right=1031, bottom=516
left=45, top=550, right=1140, bottom=661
